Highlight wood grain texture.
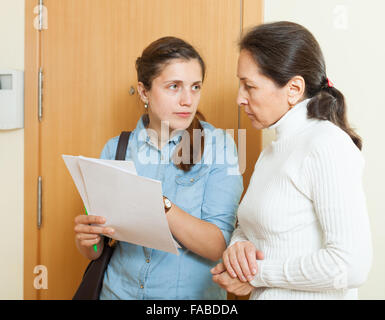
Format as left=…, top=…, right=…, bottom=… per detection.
left=25, top=0, right=243, bottom=299
left=24, top=0, right=41, bottom=300
left=230, top=0, right=264, bottom=301
left=239, top=0, right=264, bottom=198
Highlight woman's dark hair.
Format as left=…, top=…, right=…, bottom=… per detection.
left=135, top=36, right=206, bottom=171
left=239, top=21, right=362, bottom=150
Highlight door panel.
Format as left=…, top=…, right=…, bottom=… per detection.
left=25, top=0, right=263, bottom=300
left=37, top=0, right=242, bottom=300
left=24, top=0, right=41, bottom=301
left=234, top=0, right=265, bottom=301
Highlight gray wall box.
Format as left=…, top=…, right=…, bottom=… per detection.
left=0, top=69, right=24, bottom=129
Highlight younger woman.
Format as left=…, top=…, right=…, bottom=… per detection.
left=74, top=37, right=243, bottom=299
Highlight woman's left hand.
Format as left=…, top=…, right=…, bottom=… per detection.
left=211, top=263, right=254, bottom=296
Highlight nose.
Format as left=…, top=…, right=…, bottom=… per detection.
left=180, top=88, right=193, bottom=107
left=236, top=89, right=248, bottom=108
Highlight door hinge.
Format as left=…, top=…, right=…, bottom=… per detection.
left=38, top=0, right=44, bottom=31
left=38, top=68, right=43, bottom=121
left=37, top=176, right=42, bottom=229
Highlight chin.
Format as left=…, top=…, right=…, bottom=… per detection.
left=250, top=119, right=264, bottom=130
left=174, top=115, right=195, bottom=128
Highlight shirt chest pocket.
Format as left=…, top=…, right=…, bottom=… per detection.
left=174, top=165, right=210, bottom=218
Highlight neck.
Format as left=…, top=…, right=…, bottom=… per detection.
left=146, top=114, right=185, bottom=149
left=146, top=121, right=168, bottom=150
left=268, top=98, right=312, bottom=142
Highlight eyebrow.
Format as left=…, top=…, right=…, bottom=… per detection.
left=165, top=80, right=202, bottom=85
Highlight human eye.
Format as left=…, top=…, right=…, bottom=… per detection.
left=192, top=84, right=201, bottom=91
left=245, top=83, right=255, bottom=90
left=168, top=83, right=178, bottom=90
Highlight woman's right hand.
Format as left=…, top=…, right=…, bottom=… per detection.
left=221, top=241, right=264, bottom=283
left=74, top=214, right=115, bottom=248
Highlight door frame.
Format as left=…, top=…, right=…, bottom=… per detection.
left=24, top=0, right=42, bottom=300
left=24, top=0, right=263, bottom=300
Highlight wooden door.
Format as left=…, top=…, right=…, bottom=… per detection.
left=24, top=0, right=263, bottom=300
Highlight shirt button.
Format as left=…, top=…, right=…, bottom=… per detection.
left=190, top=178, right=194, bottom=182
left=140, top=285, right=144, bottom=289
left=146, top=259, right=150, bottom=263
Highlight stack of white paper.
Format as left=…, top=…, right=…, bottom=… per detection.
left=62, top=155, right=180, bottom=255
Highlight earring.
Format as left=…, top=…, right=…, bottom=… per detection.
left=144, top=103, right=148, bottom=109
left=288, top=99, right=297, bottom=109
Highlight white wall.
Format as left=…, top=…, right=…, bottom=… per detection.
left=264, top=0, right=385, bottom=299
left=0, top=0, right=25, bottom=299
left=0, top=0, right=384, bottom=300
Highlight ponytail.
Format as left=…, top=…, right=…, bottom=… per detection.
left=307, top=81, right=362, bottom=150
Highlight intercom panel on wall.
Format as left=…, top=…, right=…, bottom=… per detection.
left=0, top=69, right=24, bottom=129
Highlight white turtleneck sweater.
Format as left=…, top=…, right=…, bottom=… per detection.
left=230, top=99, right=372, bottom=300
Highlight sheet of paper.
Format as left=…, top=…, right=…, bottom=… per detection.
left=62, top=155, right=91, bottom=212
left=62, top=155, right=179, bottom=255
left=79, top=156, right=138, bottom=175
left=62, top=155, right=138, bottom=211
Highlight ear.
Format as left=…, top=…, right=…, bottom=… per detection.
left=137, top=82, right=149, bottom=104
left=286, top=76, right=306, bottom=106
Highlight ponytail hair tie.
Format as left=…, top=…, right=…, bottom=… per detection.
left=327, top=77, right=334, bottom=88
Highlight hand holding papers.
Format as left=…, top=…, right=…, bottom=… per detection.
left=63, top=155, right=180, bottom=255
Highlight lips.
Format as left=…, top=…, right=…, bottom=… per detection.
left=175, top=112, right=192, bottom=118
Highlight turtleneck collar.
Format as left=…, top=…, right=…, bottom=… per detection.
left=267, top=98, right=313, bottom=142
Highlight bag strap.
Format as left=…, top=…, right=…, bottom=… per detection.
left=115, top=131, right=131, bottom=160
left=106, top=131, right=131, bottom=248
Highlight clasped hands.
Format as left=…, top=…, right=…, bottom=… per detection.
left=210, top=241, right=264, bottom=296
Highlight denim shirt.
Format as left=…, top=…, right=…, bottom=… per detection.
left=99, top=116, right=243, bottom=300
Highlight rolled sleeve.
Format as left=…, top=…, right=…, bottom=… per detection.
left=201, top=131, right=243, bottom=245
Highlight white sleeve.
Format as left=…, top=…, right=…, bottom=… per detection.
left=250, top=136, right=372, bottom=291
left=229, top=224, right=249, bottom=246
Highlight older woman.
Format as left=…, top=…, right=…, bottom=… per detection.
left=211, top=21, right=372, bottom=300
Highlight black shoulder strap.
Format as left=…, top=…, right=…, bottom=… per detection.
left=115, top=131, right=131, bottom=160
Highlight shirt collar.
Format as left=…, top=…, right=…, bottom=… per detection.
left=135, top=115, right=183, bottom=149
left=267, top=98, right=312, bottom=141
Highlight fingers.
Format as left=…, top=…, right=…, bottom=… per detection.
left=237, top=248, right=254, bottom=282
left=74, top=224, right=114, bottom=235
left=222, top=251, right=237, bottom=279
left=222, top=241, right=264, bottom=282
left=212, top=271, right=253, bottom=296
left=212, top=270, right=232, bottom=289
left=228, top=249, right=247, bottom=282
left=74, top=215, right=114, bottom=236
left=74, top=215, right=106, bottom=225
left=223, top=243, right=248, bottom=282
left=75, top=231, right=104, bottom=248
left=74, top=214, right=115, bottom=251
left=78, top=236, right=101, bottom=248
left=245, top=247, right=258, bottom=276
left=76, top=233, right=101, bottom=241
left=229, top=286, right=252, bottom=297
left=256, top=250, right=264, bottom=260
left=210, top=262, right=225, bottom=275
